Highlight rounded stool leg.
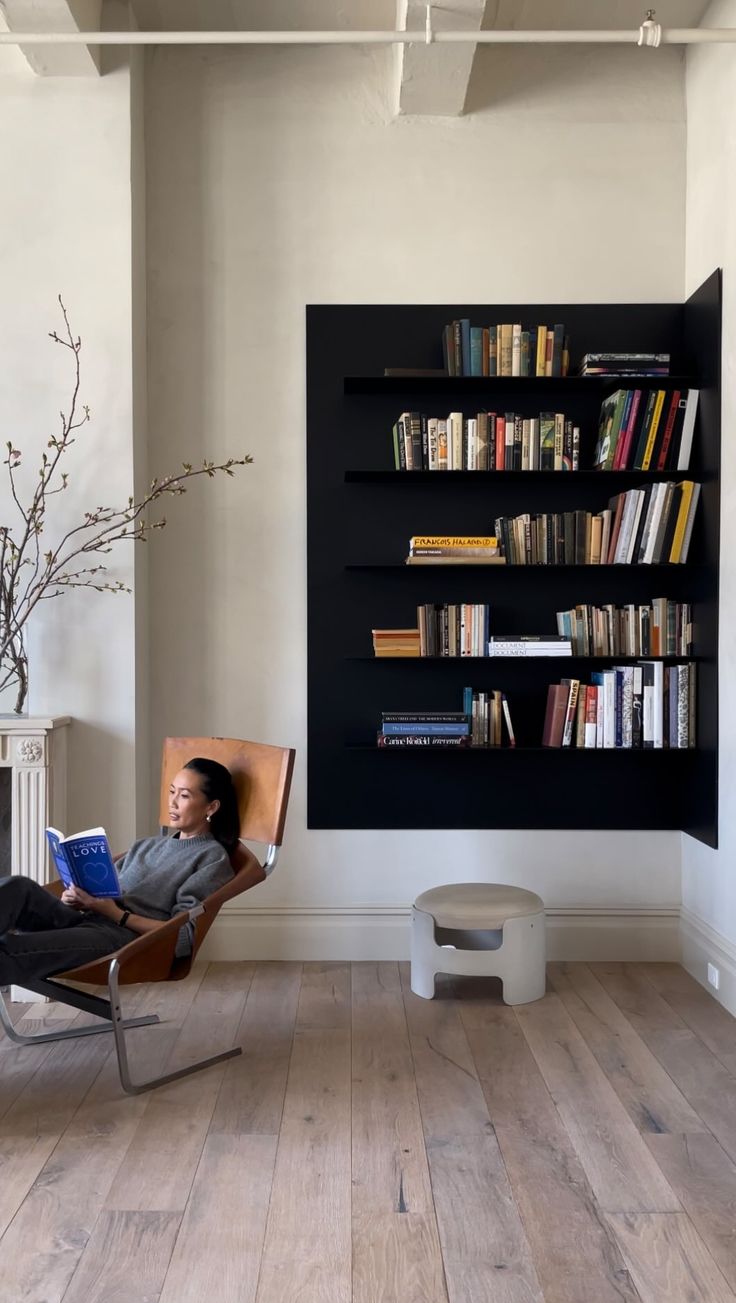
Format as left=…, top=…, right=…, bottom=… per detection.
left=499, top=912, right=546, bottom=1005
left=410, top=907, right=438, bottom=1000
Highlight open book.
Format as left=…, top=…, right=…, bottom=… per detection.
left=46, top=826, right=122, bottom=898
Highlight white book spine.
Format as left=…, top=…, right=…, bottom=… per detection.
left=437, top=419, right=448, bottom=470
left=512, top=323, right=522, bottom=377
left=642, top=482, right=666, bottom=564
left=427, top=418, right=439, bottom=471
left=677, top=664, right=689, bottom=748
left=614, top=493, right=637, bottom=564
left=677, top=389, right=700, bottom=471
left=620, top=665, right=634, bottom=747
left=522, top=419, right=531, bottom=470
left=529, top=418, right=540, bottom=471
left=467, top=418, right=477, bottom=472
left=643, top=684, right=654, bottom=748
left=625, top=491, right=646, bottom=565
left=603, top=671, right=616, bottom=748
left=450, top=411, right=463, bottom=472
left=637, top=483, right=662, bottom=564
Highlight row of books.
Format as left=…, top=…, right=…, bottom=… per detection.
left=391, top=411, right=581, bottom=472
left=443, top=321, right=570, bottom=378
left=406, top=535, right=504, bottom=567
left=543, top=664, right=696, bottom=749
left=593, top=388, right=697, bottom=471
left=580, top=352, right=670, bottom=377
left=418, top=604, right=491, bottom=658
left=556, top=601, right=693, bottom=657
left=376, top=696, right=516, bottom=748
left=493, top=482, right=700, bottom=565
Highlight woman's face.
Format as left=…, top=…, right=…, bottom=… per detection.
left=168, top=768, right=218, bottom=837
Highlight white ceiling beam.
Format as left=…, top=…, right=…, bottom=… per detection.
left=1, top=0, right=102, bottom=75
left=395, top=0, right=486, bottom=116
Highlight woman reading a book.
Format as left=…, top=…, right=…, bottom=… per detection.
left=0, top=757, right=237, bottom=988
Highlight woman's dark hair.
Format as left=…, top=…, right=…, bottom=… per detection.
left=184, top=757, right=240, bottom=852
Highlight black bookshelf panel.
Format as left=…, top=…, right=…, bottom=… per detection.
left=307, top=283, right=720, bottom=844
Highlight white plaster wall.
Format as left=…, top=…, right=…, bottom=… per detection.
left=145, top=41, right=686, bottom=933
left=0, top=44, right=138, bottom=851
left=683, top=0, right=736, bottom=945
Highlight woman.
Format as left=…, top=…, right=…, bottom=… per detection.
left=0, top=757, right=237, bottom=988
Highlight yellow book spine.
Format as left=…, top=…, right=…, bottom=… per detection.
left=641, top=389, right=666, bottom=470
left=669, top=482, right=694, bottom=563
left=536, top=326, right=547, bottom=377
left=500, top=325, right=513, bottom=377
left=409, top=536, right=498, bottom=548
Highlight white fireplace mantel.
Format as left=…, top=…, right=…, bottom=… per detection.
left=0, top=715, right=70, bottom=1002
left=0, top=715, right=70, bottom=884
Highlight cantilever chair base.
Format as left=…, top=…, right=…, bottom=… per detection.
left=0, top=966, right=242, bottom=1095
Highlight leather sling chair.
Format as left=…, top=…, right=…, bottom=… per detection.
left=0, top=736, right=295, bottom=1095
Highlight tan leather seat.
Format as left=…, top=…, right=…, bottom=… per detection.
left=414, top=882, right=544, bottom=932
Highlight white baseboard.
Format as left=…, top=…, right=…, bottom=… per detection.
left=680, top=907, right=736, bottom=1018
left=199, top=904, right=681, bottom=963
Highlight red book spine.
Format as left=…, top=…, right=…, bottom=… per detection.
left=613, top=389, right=642, bottom=470
left=605, top=494, right=626, bottom=564
left=495, top=415, right=506, bottom=471
left=656, top=390, right=681, bottom=470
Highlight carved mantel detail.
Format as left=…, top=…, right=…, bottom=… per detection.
left=16, top=737, right=45, bottom=766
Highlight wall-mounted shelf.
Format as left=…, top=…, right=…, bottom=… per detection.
left=345, top=469, right=712, bottom=484
left=344, top=375, right=696, bottom=396
left=347, top=655, right=700, bottom=664
left=307, top=286, right=720, bottom=842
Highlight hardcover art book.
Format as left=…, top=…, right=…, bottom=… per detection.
left=46, top=826, right=122, bottom=898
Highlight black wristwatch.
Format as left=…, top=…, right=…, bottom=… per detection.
left=118, top=909, right=132, bottom=928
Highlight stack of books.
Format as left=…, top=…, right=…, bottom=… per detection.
left=463, top=688, right=516, bottom=747
left=443, top=320, right=569, bottom=377
left=487, top=635, right=572, bottom=657
left=542, top=664, right=696, bottom=749
left=555, top=601, right=693, bottom=657
left=494, top=481, right=700, bottom=565
left=377, top=712, right=471, bottom=748
left=371, top=629, right=420, bottom=658
left=579, top=353, right=670, bottom=376
left=392, top=411, right=580, bottom=471
left=593, top=388, right=698, bottom=471
left=417, top=604, right=491, bottom=657
left=406, top=536, right=503, bottom=566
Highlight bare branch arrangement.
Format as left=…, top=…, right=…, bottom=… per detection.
left=0, top=298, right=252, bottom=712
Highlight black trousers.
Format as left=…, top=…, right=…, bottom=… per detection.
left=0, top=875, right=136, bottom=986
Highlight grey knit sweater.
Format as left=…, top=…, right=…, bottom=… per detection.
left=117, top=832, right=233, bottom=957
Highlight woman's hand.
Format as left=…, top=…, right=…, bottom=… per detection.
left=61, top=886, right=119, bottom=918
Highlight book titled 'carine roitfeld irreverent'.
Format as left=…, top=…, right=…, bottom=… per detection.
left=46, top=826, right=121, bottom=897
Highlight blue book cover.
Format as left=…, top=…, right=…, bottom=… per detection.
left=382, top=722, right=470, bottom=736
left=469, top=327, right=483, bottom=377
left=46, top=826, right=121, bottom=898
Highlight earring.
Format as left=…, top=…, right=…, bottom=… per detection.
left=206, top=814, right=212, bottom=823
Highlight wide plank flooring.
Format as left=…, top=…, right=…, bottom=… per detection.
left=1, top=961, right=735, bottom=1301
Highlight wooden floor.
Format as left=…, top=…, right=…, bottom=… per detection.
left=2, top=962, right=736, bottom=1301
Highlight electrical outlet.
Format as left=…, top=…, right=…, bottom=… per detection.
left=708, top=963, right=720, bottom=990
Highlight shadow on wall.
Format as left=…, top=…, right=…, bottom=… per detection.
left=463, top=44, right=684, bottom=117
left=66, top=721, right=136, bottom=848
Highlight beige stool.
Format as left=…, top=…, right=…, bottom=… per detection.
left=411, top=883, right=546, bottom=1004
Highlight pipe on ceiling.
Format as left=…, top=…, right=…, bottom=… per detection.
left=0, top=22, right=733, bottom=47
